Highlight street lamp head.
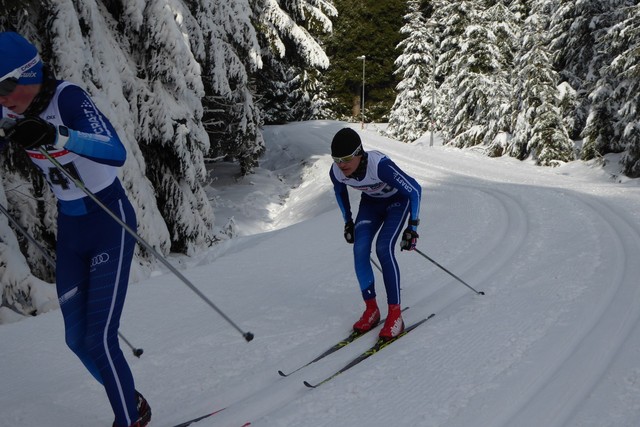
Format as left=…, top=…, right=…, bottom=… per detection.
left=356, top=55, right=366, bottom=60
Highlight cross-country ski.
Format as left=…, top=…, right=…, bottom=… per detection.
left=304, top=314, right=435, bottom=388
left=278, top=307, right=409, bottom=377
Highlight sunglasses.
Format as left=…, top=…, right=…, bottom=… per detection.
left=332, top=145, right=362, bottom=164
left=0, top=68, right=22, bottom=97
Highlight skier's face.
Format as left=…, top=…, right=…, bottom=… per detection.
left=0, top=83, right=39, bottom=114
left=337, top=155, right=362, bottom=176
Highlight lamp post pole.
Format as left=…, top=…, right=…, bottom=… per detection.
left=357, top=55, right=366, bottom=129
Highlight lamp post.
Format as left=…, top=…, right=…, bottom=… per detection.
left=356, top=55, right=366, bottom=129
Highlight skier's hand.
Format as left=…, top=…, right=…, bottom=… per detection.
left=400, top=227, right=419, bottom=251
left=344, top=220, right=355, bottom=244
left=4, top=116, right=56, bottom=150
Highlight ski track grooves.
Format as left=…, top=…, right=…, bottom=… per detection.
left=366, top=139, right=640, bottom=426
left=200, top=172, right=532, bottom=427
left=190, top=139, right=640, bottom=427
left=499, top=194, right=640, bottom=427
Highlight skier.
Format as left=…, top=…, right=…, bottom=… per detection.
left=329, top=127, right=421, bottom=340
left=0, top=32, right=151, bottom=427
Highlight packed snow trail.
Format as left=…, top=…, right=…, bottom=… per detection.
left=2, top=121, right=640, bottom=427
left=245, top=123, right=640, bottom=427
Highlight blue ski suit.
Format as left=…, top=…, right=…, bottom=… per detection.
left=330, top=150, right=421, bottom=305
left=2, top=82, right=140, bottom=426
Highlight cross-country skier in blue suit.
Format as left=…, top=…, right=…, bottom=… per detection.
left=329, top=127, right=421, bottom=340
left=0, top=32, right=150, bottom=427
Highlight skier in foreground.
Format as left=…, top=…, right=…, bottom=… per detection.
left=0, top=32, right=150, bottom=427
left=329, top=127, right=421, bottom=340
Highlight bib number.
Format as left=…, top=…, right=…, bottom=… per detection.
left=47, top=162, right=82, bottom=190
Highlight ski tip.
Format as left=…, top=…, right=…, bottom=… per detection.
left=428, top=313, right=435, bottom=319
left=278, top=370, right=288, bottom=377
left=303, top=380, right=317, bottom=389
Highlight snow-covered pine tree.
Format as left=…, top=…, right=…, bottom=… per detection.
left=556, top=81, right=579, bottom=142
left=548, top=0, right=605, bottom=142
left=430, top=0, right=475, bottom=143
left=507, top=0, right=530, bottom=21
left=0, top=179, right=58, bottom=323
left=255, top=54, right=300, bottom=124
left=431, top=0, right=486, bottom=144
left=508, top=5, right=572, bottom=165
left=529, top=103, right=574, bottom=166
left=0, top=161, right=58, bottom=321
left=481, top=0, right=519, bottom=155
left=386, top=0, right=435, bottom=143
left=252, top=0, right=335, bottom=124
left=1, top=143, right=56, bottom=281
left=603, top=3, right=640, bottom=177
left=437, top=0, right=512, bottom=149
left=127, top=1, right=215, bottom=254
left=581, top=1, right=638, bottom=172
left=194, top=0, right=265, bottom=175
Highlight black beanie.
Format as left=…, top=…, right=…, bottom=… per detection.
left=331, top=128, right=363, bottom=157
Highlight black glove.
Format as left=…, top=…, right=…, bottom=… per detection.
left=4, top=117, right=57, bottom=150
left=344, top=220, right=355, bottom=244
left=400, top=227, right=419, bottom=251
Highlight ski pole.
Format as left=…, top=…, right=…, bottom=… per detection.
left=37, top=148, right=254, bottom=342
left=414, top=248, right=485, bottom=295
left=0, top=202, right=55, bottom=266
left=0, top=202, right=145, bottom=356
left=370, top=256, right=382, bottom=273
left=118, top=333, right=144, bottom=357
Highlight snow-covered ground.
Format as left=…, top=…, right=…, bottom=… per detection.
left=2, top=120, right=640, bottom=427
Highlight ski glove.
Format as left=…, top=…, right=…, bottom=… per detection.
left=4, top=117, right=57, bottom=150
left=344, top=219, right=355, bottom=244
left=400, top=227, right=419, bottom=251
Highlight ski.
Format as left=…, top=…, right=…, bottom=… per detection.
left=278, top=330, right=367, bottom=377
left=278, top=307, right=409, bottom=377
left=172, top=408, right=250, bottom=427
left=303, top=313, right=435, bottom=388
left=172, top=408, right=224, bottom=427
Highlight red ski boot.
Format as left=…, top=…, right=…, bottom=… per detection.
left=379, top=304, right=404, bottom=340
left=113, top=390, right=151, bottom=427
left=133, top=390, right=151, bottom=427
left=353, top=299, right=380, bottom=333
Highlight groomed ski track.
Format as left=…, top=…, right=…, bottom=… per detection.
left=164, top=122, right=640, bottom=427
left=3, top=121, right=640, bottom=427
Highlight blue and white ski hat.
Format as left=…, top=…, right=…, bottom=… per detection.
left=0, top=32, right=43, bottom=85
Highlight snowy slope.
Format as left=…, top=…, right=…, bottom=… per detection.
left=2, top=120, right=640, bottom=427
